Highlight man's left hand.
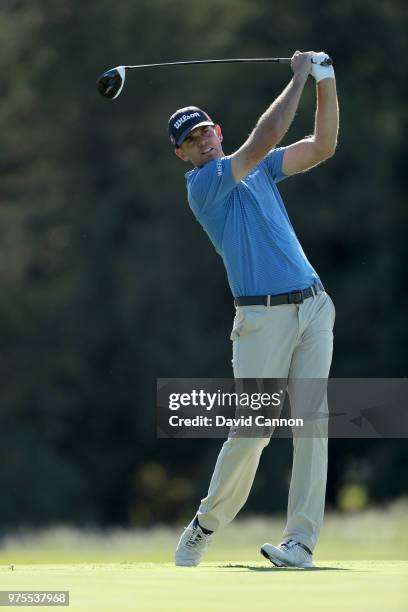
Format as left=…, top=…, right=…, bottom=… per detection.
left=311, top=52, right=335, bottom=83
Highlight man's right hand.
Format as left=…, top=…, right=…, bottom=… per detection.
left=290, top=50, right=313, bottom=80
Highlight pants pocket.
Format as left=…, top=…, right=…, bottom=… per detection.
left=325, top=293, right=336, bottom=328
left=230, top=308, right=245, bottom=341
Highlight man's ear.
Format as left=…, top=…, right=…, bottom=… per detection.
left=214, top=124, right=223, bottom=143
left=175, top=147, right=189, bottom=162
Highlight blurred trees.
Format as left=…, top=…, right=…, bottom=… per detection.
left=0, top=0, right=406, bottom=529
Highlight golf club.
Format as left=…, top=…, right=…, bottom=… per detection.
left=96, top=56, right=333, bottom=100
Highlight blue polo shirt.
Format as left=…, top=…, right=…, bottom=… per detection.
left=186, top=148, right=320, bottom=297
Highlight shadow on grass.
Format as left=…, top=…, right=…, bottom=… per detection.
left=218, top=564, right=351, bottom=572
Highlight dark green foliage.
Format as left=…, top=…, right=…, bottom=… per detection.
left=0, top=0, right=406, bottom=527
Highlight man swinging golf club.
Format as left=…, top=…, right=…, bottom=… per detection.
left=169, top=50, right=339, bottom=568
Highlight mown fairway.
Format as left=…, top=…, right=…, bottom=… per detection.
left=0, top=506, right=407, bottom=611
left=0, top=560, right=407, bottom=612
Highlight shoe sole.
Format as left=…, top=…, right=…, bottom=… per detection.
left=260, top=546, right=285, bottom=567
left=175, top=561, right=199, bottom=566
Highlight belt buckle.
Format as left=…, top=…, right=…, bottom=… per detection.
left=289, top=290, right=304, bottom=304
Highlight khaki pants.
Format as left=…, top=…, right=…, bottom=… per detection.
left=197, top=289, right=335, bottom=551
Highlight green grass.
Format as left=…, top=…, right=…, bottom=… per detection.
left=0, top=561, right=407, bottom=612
left=0, top=503, right=407, bottom=611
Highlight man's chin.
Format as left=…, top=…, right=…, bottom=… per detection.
left=201, top=150, right=220, bottom=163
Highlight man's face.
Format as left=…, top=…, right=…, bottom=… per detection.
left=175, top=125, right=223, bottom=167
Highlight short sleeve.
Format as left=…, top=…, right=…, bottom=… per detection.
left=187, top=156, right=237, bottom=214
left=263, top=147, right=288, bottom=183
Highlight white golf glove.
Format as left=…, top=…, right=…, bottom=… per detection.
left=311, top=52, right=335, bottom=83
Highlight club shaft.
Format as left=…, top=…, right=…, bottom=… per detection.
left=124, top=58, right=292, bottom=70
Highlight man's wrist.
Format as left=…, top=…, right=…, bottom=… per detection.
left=316, top=76, right=336, bottom=87
left=292, top=72, right=309, bottom=87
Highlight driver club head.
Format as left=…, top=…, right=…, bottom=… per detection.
left=97, top=66, right=126, bottom=99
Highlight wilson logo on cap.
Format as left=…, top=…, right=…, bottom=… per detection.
left=174, top=112, right=200, bottom=130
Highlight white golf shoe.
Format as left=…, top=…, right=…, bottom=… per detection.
left=260, top=539, right=314, bottom=568
left=175, top=518, right=213, bottom=566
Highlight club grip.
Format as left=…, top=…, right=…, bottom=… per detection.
left=311, top=57, right=333, bottom=66
left=278, top=56, right=332, bottom=65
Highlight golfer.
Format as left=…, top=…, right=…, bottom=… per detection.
left=168, top=50, right=339, bottom=568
